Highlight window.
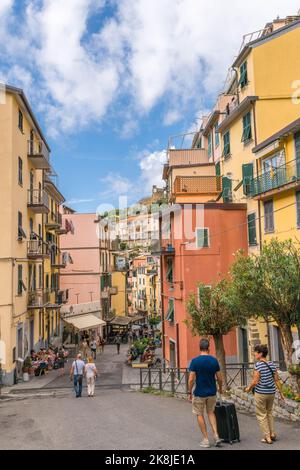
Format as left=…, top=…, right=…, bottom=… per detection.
left=222, top=177, right=232, bottom=202
left=223, top=131, right=230, bottom=158
left=239, top=61, right=248, bottom=89
left=264, top=200, right=274, bottom=233
left=215, top=161, right=221, bottom=177
left=18, top=265, right=26, bottom=295
left=247, top=213, right=257, bottom=246
left=18, top=157, right=23, bottom=185
left=196, top=228, right=209, bottom=248
left=166, top=258, right=173, bottom=283
left=166, top=298, right=174, bottom=323
left=18, top=211, right=26, bottom=239
left=214, top=124, right=220, bottom=147
left=46, top=274, right=49, bottom=290
left=242, top=112, right=252, bottom=142
left=242, top=163, right=254, bottom=196
left=197, top=137, right=202, bottom=149
left=18, top=109, right=23, bottom=132
left=296, top=192, right=300, bottom=228
left=208, top=133, right=212, bottom=158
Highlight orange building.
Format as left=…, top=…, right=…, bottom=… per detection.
left=157, top=202, right=248, bottom=368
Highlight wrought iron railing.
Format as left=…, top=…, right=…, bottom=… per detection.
left=28, top=289, right=50, bottom=308
left=28, top=189, right=49, bottom=208
left=27, top=240, right=49, bottom=257
left=139, top=362, right=285, bottom=394
left=250, top=159, right=300, bottom=197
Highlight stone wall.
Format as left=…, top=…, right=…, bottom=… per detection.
left=230, top=387, right=300, bottom=422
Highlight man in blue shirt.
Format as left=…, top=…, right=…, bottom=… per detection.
left=188, top=338, right=223, bottom=448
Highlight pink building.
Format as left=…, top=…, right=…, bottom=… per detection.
left=60, top=213, right=100, bottom=306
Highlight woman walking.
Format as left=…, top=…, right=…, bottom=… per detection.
left=85, top=357, right=98, bottom=397
left=245, top=345, right=284, bottom=444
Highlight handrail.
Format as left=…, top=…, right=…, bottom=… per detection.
left=250, top=158, right=300, bottom=197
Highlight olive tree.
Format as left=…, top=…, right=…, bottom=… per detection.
left=186, top=279, right=248, bottom=388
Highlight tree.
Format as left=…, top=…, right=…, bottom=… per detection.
left=230, top=239, right=300, bottom=373
left=186, top=279, right=247, bottom=388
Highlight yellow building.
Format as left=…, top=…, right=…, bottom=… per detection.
left=0, top=85, right=65, bottom=385
left=194, top=15, right=300, bottom=360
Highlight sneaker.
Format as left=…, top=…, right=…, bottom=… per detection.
left=199, top=439, right=210, bottom=448
left=214, top=436, right=223, bottom=447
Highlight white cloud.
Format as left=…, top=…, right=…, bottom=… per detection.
left=66, top=198, right=95, bottom=205
left=1, top=0, right=300, bottom=135
left=139, top=150, right=166, bottom=192
left=99, top=172, right=134, bottom=200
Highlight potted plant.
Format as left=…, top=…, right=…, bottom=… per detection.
left=22, top=357, right=32, bottom=382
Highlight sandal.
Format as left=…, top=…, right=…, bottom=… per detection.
left=261, top=438, right=273, bottom=444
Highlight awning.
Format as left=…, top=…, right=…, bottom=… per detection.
left=63, top=314, right=106, bottom=331
left=110, top=316, right=133, bottom=326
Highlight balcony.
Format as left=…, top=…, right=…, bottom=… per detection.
left=27, top=240, right=50, bottom=259
left=56, top=290, right=69, bottom=305
left=28, top=289, right=50, bottom=308
left=51, top=254, right=67, bottom=269
left=151, top=240, right=175, bottom=256
left=46, top=212, right=63, bottom=230
left=28, top=189, right=50, bottom=214
left=173, top=176, right=222, bottom=196
left=28, top=140, right=50, bottom=170
left=168, top=148, right=209, bottom=166
left=250, top=159, right=300, bottom=199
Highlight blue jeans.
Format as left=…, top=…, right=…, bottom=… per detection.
left=74, top=374, right=83, bottom=397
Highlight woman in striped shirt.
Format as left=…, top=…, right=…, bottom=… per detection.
left=245, top=345, right=284, bottom=444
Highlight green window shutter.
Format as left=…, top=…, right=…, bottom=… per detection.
left=197, top=137, right=202, bottom=149
left=242, top=163, right=254, bottom=196
left=264, top=200, right=274, bottom=233
left=215, top=161, right=221, bottom=177
left=222, top=177, right=232, bottom=202
left=223, top=131, right=230, bottom=158
left=247, top=213, right=257, bottom=246
left=197, top=228, right=209, bottom=248
left=239, top=62, right=248, bottom=88
left=214, top=124, right=220, bottom=147
left=166, top=258, right=173, bottom=283
left=242, top=112, right=252, bottom=142
left=101, top=276, right=105, bottom=291
left=18, top=265, right=23, bottom=295
left=166, top=298, right=174, bottom=322
left=208, top=133, right=212, bottom=158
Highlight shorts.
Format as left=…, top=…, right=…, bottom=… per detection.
left=192, top=395, right=217, bottom=415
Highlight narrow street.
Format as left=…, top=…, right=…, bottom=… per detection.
left=1, top=345, right=299, bottom=451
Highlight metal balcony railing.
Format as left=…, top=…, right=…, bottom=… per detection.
left=56, top=290, right=69, bottom=305
left=27, top=240, right=49, bottom=258
left=173, top=176, right=222, bottom=195
left=28, top=139, right=50, bottom=162
left=250, top=159, right=300, bottom=197
left=28, top=189, right=49, bottom=208
left=28, top=289, right=50, bottom=308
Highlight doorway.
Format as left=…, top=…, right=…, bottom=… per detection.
left=30, top=319, right=34, bottom=351
left=169, top=340, right=176, bottom=368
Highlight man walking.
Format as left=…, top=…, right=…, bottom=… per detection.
left=90, top=338, right=97, bottom=360
left=115, top=335, right=121, bottom=355
left=188, top=338, right=223, bottom=448
left=70, top=353, right=85, bottom=398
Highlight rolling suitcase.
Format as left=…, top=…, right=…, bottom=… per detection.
left=215, top=399, right=240, bottom=444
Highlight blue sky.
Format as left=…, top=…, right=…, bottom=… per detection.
left=1, top=0, right=300, bottom=212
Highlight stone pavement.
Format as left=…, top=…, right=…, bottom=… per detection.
left=1, top=343, right=299, bottom=450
